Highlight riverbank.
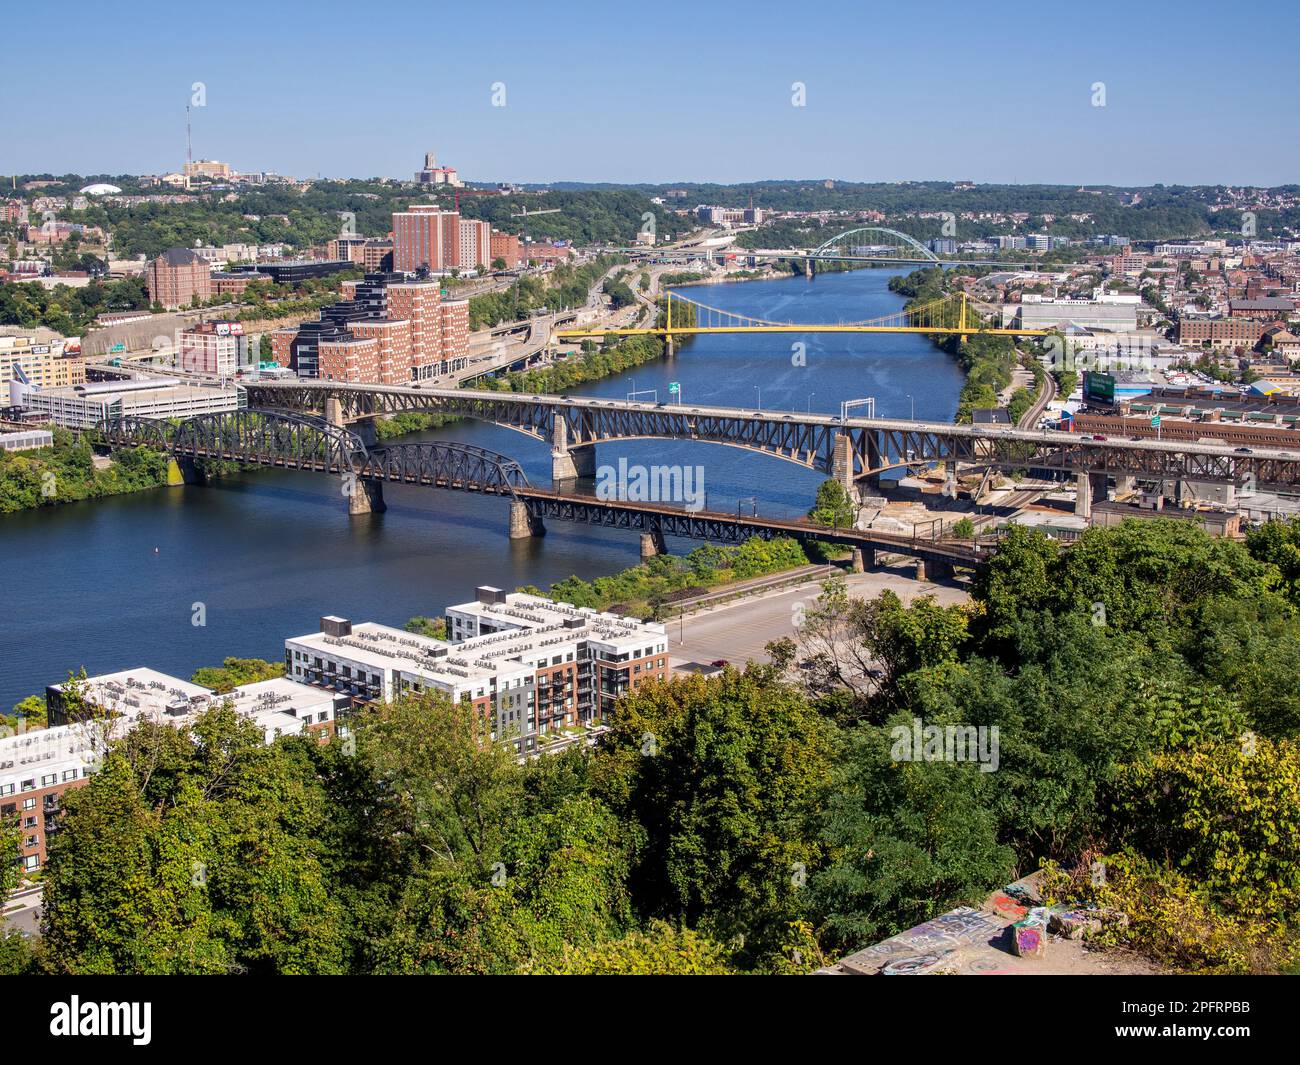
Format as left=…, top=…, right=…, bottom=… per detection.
left=0, top=430, right=170, bottom=514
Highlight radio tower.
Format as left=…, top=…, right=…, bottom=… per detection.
left=185, top=104, right=192, bottom=190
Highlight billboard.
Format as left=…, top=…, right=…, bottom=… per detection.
left=1083, top=370, right=1116, bottom=405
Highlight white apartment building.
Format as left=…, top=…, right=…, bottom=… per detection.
left=286, top=588, right=670, bottom=752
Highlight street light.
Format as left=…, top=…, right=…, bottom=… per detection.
left=807, top=391, right=816, bottom=412
left=907, top=394, right=915, bottom=420
left=753, top=386, right=762, bottom=410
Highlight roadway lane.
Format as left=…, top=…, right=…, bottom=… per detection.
left=671, top=565, right=970, bottom=668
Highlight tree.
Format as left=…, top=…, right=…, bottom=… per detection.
left=535, top=921, right=733, bottom=974
left=591, top=668, right=834, bottom=965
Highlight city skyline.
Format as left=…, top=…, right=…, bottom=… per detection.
left=7, top=0, right=1299, bottom=187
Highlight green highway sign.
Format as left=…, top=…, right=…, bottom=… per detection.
left=668, top=382, right=680, bottom=394
left=1151, top=415, right=1161, bottom=427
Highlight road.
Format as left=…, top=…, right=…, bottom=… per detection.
left=670, top=564, right=970, bottom=667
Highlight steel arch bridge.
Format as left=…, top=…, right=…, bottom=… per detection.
left=97, top=409, right=370, bottom=474
left=96, top=411, right=531, bottom=497
left=359, top=441, right=529, bottom=496
left=808, top=226, right=940, bottom=264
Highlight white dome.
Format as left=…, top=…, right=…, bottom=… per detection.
left=80, top=183, right=122, bottom=195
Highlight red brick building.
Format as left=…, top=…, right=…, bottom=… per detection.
left=146, top=247, right=213, bottom=309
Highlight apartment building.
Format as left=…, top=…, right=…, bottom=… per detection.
left=490, top=230, right=521, bottom=269
left=178, top=321, right=252, bottom=376
left=284, top=272, right=466, bottom=383
left=146, top=247, right=213, bottom=309
left=458, top=218, right=493, bottom=271
left=1178, top=317, right=1269, bottom=349
left=285, top=588, right=670, bottom=752
left=393, top=205, right=460, bottom=272
left=3, top=669, right=343, bottom=875
left=0, top=724, right=96, bottom=874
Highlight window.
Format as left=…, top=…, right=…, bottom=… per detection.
left=22, top=798, right=36, bottom=811
left=21, top=855, right=38, bottom=871
left=20, top=779, right=35, bottom=791
left=41, top=774, right=57, bottom=786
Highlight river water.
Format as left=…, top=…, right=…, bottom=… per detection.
left=0, top=269, right=963, bottom=706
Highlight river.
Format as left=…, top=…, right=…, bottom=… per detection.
left=0, top=268, right=963, bottom=707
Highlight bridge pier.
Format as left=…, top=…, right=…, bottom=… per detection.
left=166, top=455, right=205, bottom=486
left=325, top=396, right=347, bottom=428
left=640, top=524, right=668, bottom=561
left=915, top=556, right=953, bottom=583
left=348, top=476, right=386, bottom=515
left=1073, top=471, right=1107, bottom=519
left=551, top=419, right=596, bottom=484
left=509, top=500, right=545, bottom=539
left=850, top=545, right=879, bottom=573
left=831, top=434, right=861, bottom=502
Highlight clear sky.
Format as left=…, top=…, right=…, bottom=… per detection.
left=4, top=0, right=1296, bottom=187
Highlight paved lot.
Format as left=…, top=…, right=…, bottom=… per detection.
left=671, top=564, right=970, bottom=668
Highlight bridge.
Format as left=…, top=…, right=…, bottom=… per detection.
left=238, top=381, right=1300, bottom=515
left=553, top=290, right=1049, bottom=343
left=621, top=227, right=1071, bottom=271
left=92, top=407, right=990, bottom=576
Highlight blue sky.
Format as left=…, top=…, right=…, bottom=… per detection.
left=3, top=0, right=1296, bottom=186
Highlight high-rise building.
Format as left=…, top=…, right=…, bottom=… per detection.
left=393, top=205, right=460, bottom=272
left=458, top=218, right=493, bottom=271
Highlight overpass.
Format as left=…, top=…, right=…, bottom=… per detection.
left=239, top=380, right=1300, bottom=513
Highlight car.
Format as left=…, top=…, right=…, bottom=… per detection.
left=1235, top=447, right=1253, bottom=454
left=1091, top=434, right=1108, bottom=441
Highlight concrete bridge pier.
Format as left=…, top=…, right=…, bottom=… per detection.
left=551, top=420, right=596, bottom=484
left=325, top=396, right=347, bottom=428
left=1073, top=471, right=1108, bottom=519
left=850, top=545, right=879, bottom=573
left=166, top=455, right=206, bottom=486
left=348, top=476, right=386, bottom=515
left=640, top=524, right=667, bottom=560
left=915, top=556, right=953, bottom=582
left=509, top=500, right=545, bottom=539
left=831, top=434, right=864, bottom=502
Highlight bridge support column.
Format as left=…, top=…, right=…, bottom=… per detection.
left=166, top=455, right=205, bottom=486
left=850, top=546, right=876, bottom=573
left=639, top=524, right=667, bottom=560
left=325, top=396, right=346, bottom=428
left=831, top=434, right=861, bottom=502
left=665, top=335, right=675, bottom=358
left=1115, top=474, right=1136, bottom=497
left=551, top=420, right=595, bottom=484
left=1073, top=471, right=1107, bottom=519
left=509, top=500, right=544, bottom=539
left=348, top=476, right=386, bottom=516
left=915, top=556, right=953, bottom=583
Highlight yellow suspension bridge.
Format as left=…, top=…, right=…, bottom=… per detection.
left=554, top=291, right=1050, bottom=342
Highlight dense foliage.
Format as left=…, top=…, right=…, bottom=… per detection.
left=13, top=519, right=1300, bottom=975
left=0, top=428, right=168, bottom=513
